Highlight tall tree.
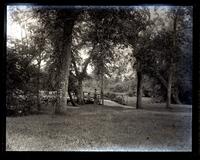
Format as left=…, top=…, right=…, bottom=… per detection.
left=29, top=25, right=48, bottom=111
left=149, top=7, right=192, bottom=108
left=116, top=7, right=152, bottom=109
left=86, top=10, right=118, bottom=105
left=34, top=8, right=79, bottom=113
left=70, top=44, right=96, bottom=104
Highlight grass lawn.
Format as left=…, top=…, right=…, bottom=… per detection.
left=6, top=103, right=192, bottom=151
left=125, top=96, right=154, bottom=106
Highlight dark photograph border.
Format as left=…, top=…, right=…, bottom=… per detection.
left=1, top=0, right=199, bottom=159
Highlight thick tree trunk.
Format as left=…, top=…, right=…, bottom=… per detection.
left=55, top=89, right=61, bottom=114
left=101, top=73, right=104, bottom=105
left=57, top=18, right=75, bottom=113
left=53, top=61, right=62, bottom=114
left=76, top=79, right=84, bottom=105
left=136, top=70, right=143, bottom=109
left=60, top=45, right=72, bottom=109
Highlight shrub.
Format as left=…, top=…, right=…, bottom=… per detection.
left=143, top=89, right=152, bottom=97
left=113, top=96, right=125, bottom=105
left=104, top=92, right=116, bottom=100
left=6, top=91, right=37, bottom=116
left=127, top=90, right=136, bottom=97
left=105, top=92, right=125, bottom=105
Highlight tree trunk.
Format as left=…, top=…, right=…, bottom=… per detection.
left=166, top=11, right=177, bottom=108
left=58, top=19, right=75, bottom=112
left=155, top=71, right=181, bottom=104
left=173, top=92, right=181, bottom=104
left=68, top=90, right=76, bottom=106
left=55, top=89, right=61, bottom=114
left=136, top=70, right=143, bottom=109
left=76, top=79, right=84, bottom=105
left=60, top=43, right=72, bottom=109
left=166, top=68, right=173, bottom=108
left=37, top=60, right=41, bottom=112
left=101, top=73, right=104, bottom=105
left=172, top=85, right=181, bottom=104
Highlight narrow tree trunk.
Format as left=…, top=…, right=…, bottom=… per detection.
left=155, top=71, right=181, bottom=104
left=77, top=79, right=84, bottom=105
left=136, top=70, right=143, bottom=109
left=172, top=86, right=181, bottom=104
left=166, top=68, right=173, bottom=108
left=101, top=73, right=104, bottom=105
left=166, top=11, right=178, bottom=108
left=37, top=60, right=41, bottom=112
left=68, top=90, right=76, bottom=106
left=172, top=93, right=181, bottom=104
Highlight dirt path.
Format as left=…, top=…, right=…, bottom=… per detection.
left=104, top=100, right=135, bottom=109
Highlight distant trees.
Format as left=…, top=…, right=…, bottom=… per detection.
left=7, top=39, right=38, bottom=114
left=86, top=10, right=118, bottom=105
left=7, top=8, right=44, bottom=113
left=147, top=7, right=192, bottom=108
left=104, top=6, right=192, bottom=108
left=30, top=25, right=48, bottom=111
left=70, top=45, right=96, bottom=104
left=114, top=7, right=153, bottom=109
left=69, top=13, right=97, bottom=104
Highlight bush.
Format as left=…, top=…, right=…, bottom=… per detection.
left=113, top=96, right=125, bottom=105
left=143, top=89, right=152, bottom=97
left=110, top=82, right=129, bottom=93
left=104, top=92, right=116, bottom=100
left=127, top=89, right=136, bottom=97
left=104, top=92, right=125, bottom=105
left=6, top=91, right=37, bottom=116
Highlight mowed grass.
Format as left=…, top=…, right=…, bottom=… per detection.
left=6, top=103, right=192, bottom=151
